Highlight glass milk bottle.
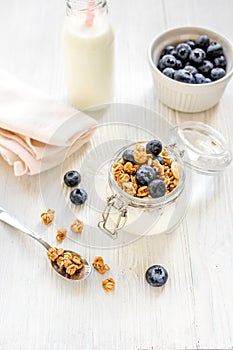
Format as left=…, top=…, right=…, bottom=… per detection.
left=63, top=0, right=114, bottom=110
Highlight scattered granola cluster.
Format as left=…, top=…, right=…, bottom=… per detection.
left=40, top=209, right=55, bottom=225
left=71, top=219, right=84, bottom=233
left=112, top=140, right=181, bottom=198
left=47, top=247, right=85, bottom=280
left=93, top=256, right=110, bottom=274
left=102, top=278, right=115, bottom=292
left=56, top=228, right=67, bottom=241
left=93, top=256, right=115, bottom=292
left=40, top=210, right=84, bottom=241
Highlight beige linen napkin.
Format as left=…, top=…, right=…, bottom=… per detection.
left=0, top=70, right=97, bottom=176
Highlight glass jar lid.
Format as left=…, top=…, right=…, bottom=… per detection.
left=169, top=121, right=232, bottom=174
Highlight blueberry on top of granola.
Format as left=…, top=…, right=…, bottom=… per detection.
left=136, top=165, right=156, bottom=186
left=148, top=179, right=166, bottom=198
left=112, top=140, right=180, bottom=199
left=146, top=140, right=163, bottom=156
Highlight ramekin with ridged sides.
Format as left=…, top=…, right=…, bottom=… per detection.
left=148, top=26, right=233, bottom=113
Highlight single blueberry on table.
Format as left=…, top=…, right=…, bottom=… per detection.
left=162, top=67, right=175, bottom=79
left=214, top=55, right=227, bottom=69
left=70, top=188, right=87, bottom=205
left=64, top=170, right=81, bottom=187
left=195, top=34, right=210, bottom=49
left=136, top=166, right=156, bottom=186
left=146, top=140, right=163, bottom=156
left=198, top=60, right=214, bottom=75
left=176, top=43, right=192, bottom=61
left=158, top=54, right=177, bottom=71
left=122, top=149, right=137, bottom=164
left=145, top=265, right=168, bottom=287
left=148, top=179, right=166, bottom=198
left=189, top=48, right=206, bottom=65
left=210, top=67, right=226, bottom=81
left=207, top=42, right=223, bottom=58
left=195, top=73, right=206, bottom=84
left=174, top=69, right=193, bottom=84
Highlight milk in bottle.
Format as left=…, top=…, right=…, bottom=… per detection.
left=63, top=0, right=114, bottom=110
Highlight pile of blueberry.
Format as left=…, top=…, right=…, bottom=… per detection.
left=157, top=34, right=227, bottom=84
left=64, top=170, right=87, bottom=205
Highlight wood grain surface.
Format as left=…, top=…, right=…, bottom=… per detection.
left=0, top=0, right=233, bottom=349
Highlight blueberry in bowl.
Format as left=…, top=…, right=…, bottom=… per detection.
left=189, top=48, right=206, bottom=66
left=174, top=69, right=193, bottom=83
left=148, top=26, right=233, bottom=112
left=162, top=67, right=175, bottom=79
left=214, top=55, right=227, bottom=69
left=176, top=59, right=183, bottom=69
left=194, top=73, right=206, bottom=84
left=210, top=67, right=226, bottom=81
left=195, top=34, right=210, bottom=49
left=207, top=41, right=223, bottom=58
left=176, top=42, right=192, bottom=61
left=161, top=45, right=176, bottom=56
left=156, top=34, right=227, bottom=85
left=184, top=65, right=198, bottom=75
left=186, top=40, right=195, bottom=49
left=198, top=60, right=213, bottom=75
left=158, top=54, right=177, bottom=71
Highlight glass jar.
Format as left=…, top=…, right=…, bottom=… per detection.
left=98, top=122, right=232, bottom=239
left=63, top=0, right=114, bottom=110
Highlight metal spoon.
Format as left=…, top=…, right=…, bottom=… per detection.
left=0, top=207, right=92, bottom=281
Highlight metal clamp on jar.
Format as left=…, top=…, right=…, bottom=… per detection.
left=98, top=195, right=128, bottom=239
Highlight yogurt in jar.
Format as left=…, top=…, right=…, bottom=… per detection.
left=63, top=1, right=114, bottom=110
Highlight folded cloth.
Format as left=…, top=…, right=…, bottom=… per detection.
left=0, top=70, right=97, bottom=176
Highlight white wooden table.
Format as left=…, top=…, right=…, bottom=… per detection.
left=0, top=1, right=233, bottom=349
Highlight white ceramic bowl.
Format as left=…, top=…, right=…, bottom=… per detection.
left=148, top=26, right=233, bottom=113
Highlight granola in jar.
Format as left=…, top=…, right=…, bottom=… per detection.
left=112, top=140, right=181, bottom=199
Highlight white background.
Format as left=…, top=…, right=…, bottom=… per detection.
left=0, top=0, right=233, bottom=349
